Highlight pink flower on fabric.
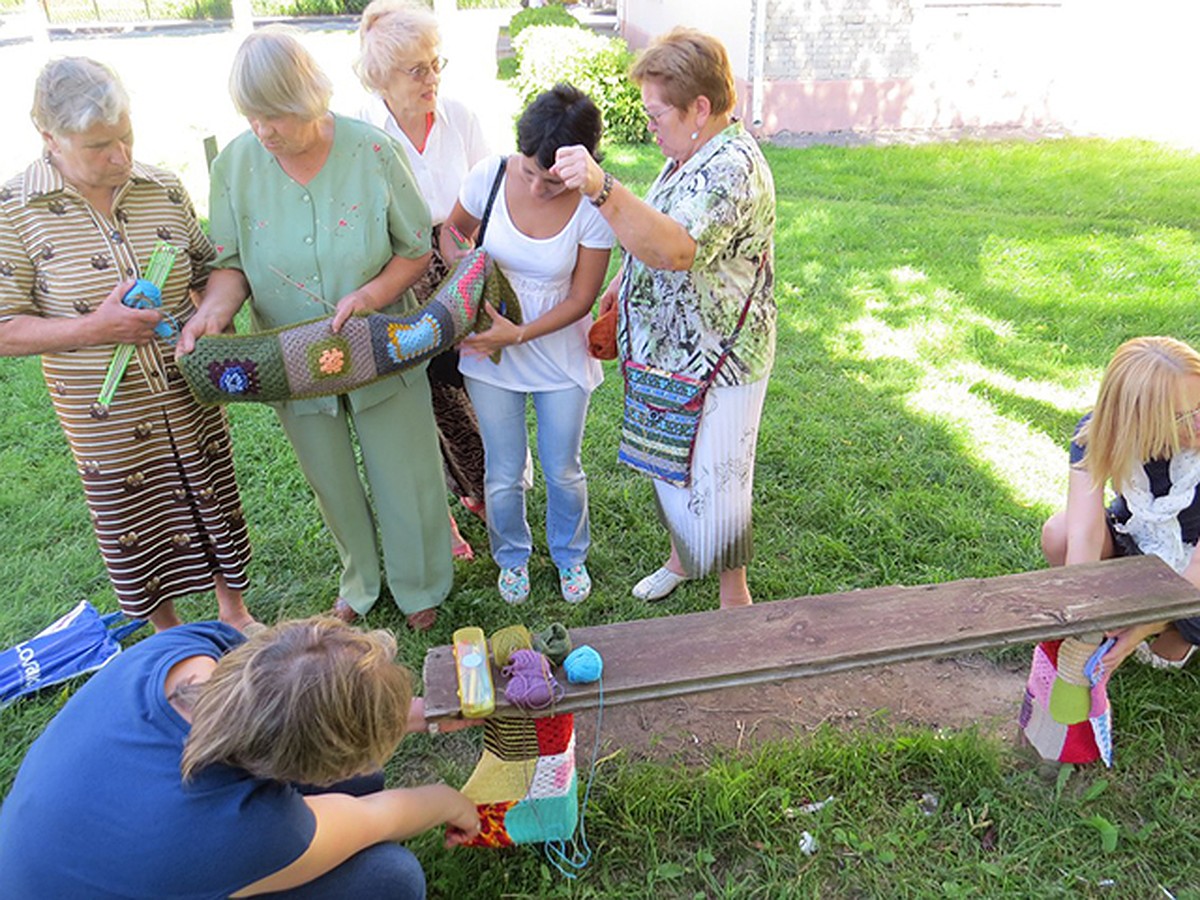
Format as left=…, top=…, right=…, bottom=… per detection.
left=373, top=143, right=382, bottom=152
left=318, top=347, right=345, bottom=374
left=339, top=219, right=348, bottom=227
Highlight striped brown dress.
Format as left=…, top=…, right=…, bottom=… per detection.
left=0, top=159, right=250, bottom=619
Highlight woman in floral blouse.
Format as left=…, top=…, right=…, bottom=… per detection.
left=554, top=27, right=776, bottom=609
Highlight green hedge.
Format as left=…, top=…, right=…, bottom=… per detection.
left=513, top=24, right=648, bottom=144
left=508, top=4, right=579, bottom=39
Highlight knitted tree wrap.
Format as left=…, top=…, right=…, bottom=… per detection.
left=179, top=249, right=515, bottom=405
left=1019, top=639, right=1113, bottom=767
left=458, top=713, right=578, bottom=847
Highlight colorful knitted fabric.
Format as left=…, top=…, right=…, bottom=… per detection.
left=179, top=250, right=520, bottom=405
left=457, top=713, right=578, bottom=848
left=1019, top=638, right=1113, bottom=767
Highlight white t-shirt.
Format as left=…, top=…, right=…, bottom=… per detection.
left=457, top=156, right=615, bottom=394
left=359, top=94, right=491, bottom=224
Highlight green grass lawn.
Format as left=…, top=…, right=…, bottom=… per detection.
left=3, top=137, right=1200, bottom=896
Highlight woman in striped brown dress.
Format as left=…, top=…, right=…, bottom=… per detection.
left=0, top=58, right=254, bottom=632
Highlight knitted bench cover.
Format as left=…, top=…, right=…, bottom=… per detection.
left=179, top=249, right=519, bottom=405
left=1019, top=638, right=1113, bottom=767
left=458, top=713, right=578, bottom=848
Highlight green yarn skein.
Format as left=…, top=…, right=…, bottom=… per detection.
left=532, top=622, right=572, bottom=667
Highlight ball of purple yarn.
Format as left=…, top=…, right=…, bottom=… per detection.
left=503, top=649, right=562, bottom=709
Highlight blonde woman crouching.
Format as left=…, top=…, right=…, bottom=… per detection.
left=1042, top=336, right=1200, bottom=671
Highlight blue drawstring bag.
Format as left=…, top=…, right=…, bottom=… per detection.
left=0, top=601, right=145, bottom=706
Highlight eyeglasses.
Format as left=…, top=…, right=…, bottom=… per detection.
left=404, top=57, right=448, bottom=82
left=642, top=105, right=675, bottom=126
left=1178, top=407, right=1200, bottom=433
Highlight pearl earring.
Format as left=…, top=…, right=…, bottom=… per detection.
left=690, top=130, right=699, bottom=140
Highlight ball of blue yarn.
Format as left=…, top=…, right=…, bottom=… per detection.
left=564, top=645, right=602, bottom=683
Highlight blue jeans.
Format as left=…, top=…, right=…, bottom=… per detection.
left=464, top=377, right=591, bottom=569
left=263, top=773, right=425, bottom=899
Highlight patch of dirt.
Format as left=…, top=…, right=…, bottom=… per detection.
left=573, top=655, right=1028, bottom=764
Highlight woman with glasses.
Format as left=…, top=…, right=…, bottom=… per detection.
left=178, top=26, right=451, bottom=632
left=553, top=28, right=776, bottom=610
left=356, top=0, right=491, bottom=562
left=1041, top=335, right=1200, bottom=671
left=0, top=58, right=254, bottom=632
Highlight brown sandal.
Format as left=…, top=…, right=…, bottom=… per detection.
left=406, top=608, right=437, bottom=632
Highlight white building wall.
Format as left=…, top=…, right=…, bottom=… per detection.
left=619, top=0, right=1199, bottom=148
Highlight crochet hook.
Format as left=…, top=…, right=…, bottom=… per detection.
left=270, top=266, right=335, bottom=311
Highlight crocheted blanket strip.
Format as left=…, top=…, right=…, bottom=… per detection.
left=179, top=249, right=506, bottom=405
left=458, top=713, right=578, bottom=847
left=1019, top=639, right=1113, bottom=767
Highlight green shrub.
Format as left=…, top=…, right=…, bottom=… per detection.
left=496, top=55, right=519, bottom=81
left=513, top=24, right=648, bottom=144
left=153, top=0, right=231, bottom=17
left=508, top=4, right=580, bottom=40
left=249, top=0, right=369, bottom=13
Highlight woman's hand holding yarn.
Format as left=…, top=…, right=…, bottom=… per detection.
left=460, top=301, right=523, bottom=357
left=94, top=278, right=162, bottom=346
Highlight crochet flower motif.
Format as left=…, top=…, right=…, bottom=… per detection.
left=208, top=359, right=259, bottom=396
left=306, top=336, right=353, bottom=381
left=318, top=346, right=345, bottom=375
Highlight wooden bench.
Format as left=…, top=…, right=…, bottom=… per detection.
left=422, top=555, right=1200, bottom=724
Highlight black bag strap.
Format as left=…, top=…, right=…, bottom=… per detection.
left=477, top=156, right=507, bottom=248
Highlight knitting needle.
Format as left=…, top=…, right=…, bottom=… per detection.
left=270, top=266, right=335, bottom=311
left=444, top=222, right=472, bottom=250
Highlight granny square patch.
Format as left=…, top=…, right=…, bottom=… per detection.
left=305, top=335, right=353, bottom=380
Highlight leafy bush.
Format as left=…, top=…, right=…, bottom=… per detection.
left=154, top=0, right=231, bottom=17
left=508, top=4, right=579, bottom=40
left=249, top=0, right=369, bottom=13
left=513, top=24, right=648, bottom=144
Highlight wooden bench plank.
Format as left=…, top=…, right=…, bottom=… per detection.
left=422, top=556, right=1200, bottom=723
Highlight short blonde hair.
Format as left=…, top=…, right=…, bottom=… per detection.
left=630, top=27, right=735, bottom=117
left=181, top=618, right=413, bottom=786
left=1078, top=336, right=1200, bottom=492
left=31, top=57, right=130, bottom=136
left=355, top=0, right=440, bottom=94
left=229, top=25, right=333, bottom=121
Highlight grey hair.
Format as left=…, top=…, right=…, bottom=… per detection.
left=354, top=0, right=440, bottom=94
left=31, top=57, right=130, bottom=136
left=229, top=25, right=333, bottom=120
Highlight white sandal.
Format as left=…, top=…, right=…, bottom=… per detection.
left=632, top=567, right=688, bottom=602
left=1133, top=641, right=1197, bottom=670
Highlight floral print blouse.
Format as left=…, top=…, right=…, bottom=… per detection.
left=618, top=122, right=776, bottom=385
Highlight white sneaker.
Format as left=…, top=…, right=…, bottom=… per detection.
left=1133, top=640, right=1196, bottom=670
left=632, top=567, right=688, bottom=602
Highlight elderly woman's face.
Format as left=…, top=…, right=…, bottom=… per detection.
left=642, top=81, right=694, bottom=163
left=247, top=113, right=321, bottom=158
left=45, top=114, right=133, bottom=195
left=382, top=41, right=442, bottom=118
